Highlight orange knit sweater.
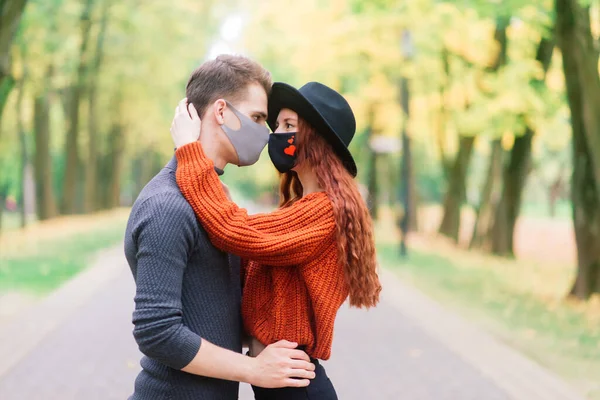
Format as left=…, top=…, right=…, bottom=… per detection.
left=175, top=142, right=348, bottom=360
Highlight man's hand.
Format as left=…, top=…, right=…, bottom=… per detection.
left=248, top=340, right=316, bottom=388
left=171, top=98, right=201, bottom=149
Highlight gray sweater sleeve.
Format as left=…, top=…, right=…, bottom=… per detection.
left=130, top=192, right=202, bottom=370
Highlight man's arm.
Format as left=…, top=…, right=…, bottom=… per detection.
left=131, top=193, right=202, bottom=368
left=183, top=339, right=315, bottom=388
left=130, top=193, right=314, bottom=387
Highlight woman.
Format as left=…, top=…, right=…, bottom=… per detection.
left=172, top=81, right=381, bottom=399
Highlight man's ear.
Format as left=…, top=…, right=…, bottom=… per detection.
left=213, top=99, right=227, bottom=125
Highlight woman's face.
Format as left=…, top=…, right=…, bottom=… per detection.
left=273, top=108, right=298, bottom=134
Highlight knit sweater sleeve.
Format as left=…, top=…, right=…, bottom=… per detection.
left=129, top=192, right=202, bottom=369
left=175, top=142, right=335, bottom=267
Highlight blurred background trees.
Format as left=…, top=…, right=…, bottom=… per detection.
left=1, top=0, right=600, bottom=300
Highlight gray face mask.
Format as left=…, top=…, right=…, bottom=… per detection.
left=221, top=101, right=270, bottom=166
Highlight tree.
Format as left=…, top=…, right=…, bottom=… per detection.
left=438, top=135, right=475, bottom=241
left=18, top=0, right=67, bottom=221
left=0, top=0, right=28, bottom=119
left=556, top=0, right=600, bottom=299
left=0, top=0, right=228, bottom=226
left=470, top=139, right=503, bottom=249
left=33, top=66, right=58, bottom=220
left=16, top=41, right=28, bottom=227
left=490, top=37, right=555, bottom=256
left=439, top=17, right=509, bottom=243
left=61, top=0, right=95, bottom=215
left=364, top=104, right=379, bottom=218
left=84, top=0, right=110, bottom=212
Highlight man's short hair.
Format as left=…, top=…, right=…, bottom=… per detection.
left=186, top=54, right=272, bottom=118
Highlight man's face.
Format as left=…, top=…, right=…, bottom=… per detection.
left=219, top=82, right=269, bottom=165
left=222, top=82, right=268, bottom=128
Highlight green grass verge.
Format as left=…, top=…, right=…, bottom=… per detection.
left=0, top=213, right=32, bottom=231
left=0, top=222, right=126, bottom=295
left=378, top=243, right=600, bottom=399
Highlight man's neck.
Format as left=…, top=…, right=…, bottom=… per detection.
left=199, top=130, right=227, bottom=171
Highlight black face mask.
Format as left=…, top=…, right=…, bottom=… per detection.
left=268, top=132, right=297, bottom=173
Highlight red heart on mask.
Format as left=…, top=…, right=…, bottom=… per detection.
left=284, top=145, right=296, bottom=156
left=287, top=138, right=294, bottom=144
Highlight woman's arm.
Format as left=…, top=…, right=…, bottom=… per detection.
left=175, top=142, right=335, bottom=266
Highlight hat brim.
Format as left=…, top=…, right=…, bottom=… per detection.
left=268, top=83, right=357, bottom=177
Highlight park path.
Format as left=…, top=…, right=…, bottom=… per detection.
left=0, top=245, right=587, bottom=400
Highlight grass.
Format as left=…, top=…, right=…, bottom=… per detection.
left=0, top=209, right=129, bottom=295
left=376, top=219, right=600, bottom=399
left=0, top=212, right=28, bottom=231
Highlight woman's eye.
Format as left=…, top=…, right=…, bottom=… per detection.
left=286, top=123, right=293, bottom=129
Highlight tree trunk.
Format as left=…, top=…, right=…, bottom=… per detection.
left=437, top=47, right=452, bottom=179
left=470, top=139, right=503, bottom=250
left=16, top=75, right=27, bottom=227
left=0, top=0, right=28, bottom=120
left=367, top=145, right=378, bottom=219
left=548, top=173, right=565, bottom=218
left=129, top=151, right=160, bottom=204
left=408, top=163, right=418, bottom=231
left=0, top=72, right=14, bottom=121
left=398, top=78, right=410, bottom=254
left=556, top=0, right=600, bottom=203
left=96, top=149, right=110, bottom=210
left=16, top=38, right=29, bottom=227
left=106, top=123, right=125, bottom=208
left=98, top=89, right=126, bottom=209
left=438, top=18, right=507, bottom=244
left=468, top=17, right=508, bottom=253
left=33, top=86, right=57, bottom=220
left=0, top=183, right=7, bottom=234
left=488, top=17, right=509, bottom=71
left=491, top=129, right=533, bottom=256
left=557, top=0, right=600, bottom=299
left=491, top=38, right=555, bottom=256
left=84, top=0, right=110, bottom=213
left=0, top=191, right=4, bottom=234
left=61, top=0, right=95, bottom=215
left=566, top=69, right=600, bottom=298
left=439, top=135, right=476, bottom=242
left=570, top=134, right=600, bottom=298
left=365, top=105, right=378, bottom=218
left=548, top=190, right=557, bottom=218
left=398, top=73, right=418, bottom=256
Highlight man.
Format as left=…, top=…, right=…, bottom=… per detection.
left=124, top=55, right=315, bottom=400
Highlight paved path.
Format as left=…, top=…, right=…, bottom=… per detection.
left=0, top=245, right=587, bottom=400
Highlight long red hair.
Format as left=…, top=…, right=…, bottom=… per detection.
left=279, top=119, right=381, bottom=308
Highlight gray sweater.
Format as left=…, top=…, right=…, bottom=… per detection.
left=124, top=157, right=242, bottom=400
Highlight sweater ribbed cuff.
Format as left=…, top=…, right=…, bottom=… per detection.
left=175, top=141, right=214, bottom=170
left=170, top=330, right=203, bottom=370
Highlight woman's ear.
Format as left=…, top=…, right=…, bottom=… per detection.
left=213, top=99, right=227, bottom=125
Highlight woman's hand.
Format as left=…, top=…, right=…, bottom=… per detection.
left=171, top=98, right=201, bottom=149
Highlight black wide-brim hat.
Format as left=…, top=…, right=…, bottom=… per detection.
left=267, top=82, right=358, bottom=177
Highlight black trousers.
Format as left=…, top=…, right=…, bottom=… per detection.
left=251, top=359, right=338, bottom=400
